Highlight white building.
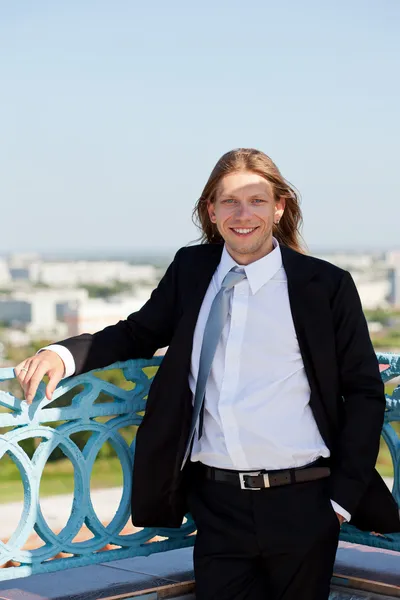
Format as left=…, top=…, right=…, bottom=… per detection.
left=316, top=252, right=391, bottom=310
left=0, top=259, right=11, bottom=285
left=388, top=268, right=400, bottom=307
left=386, top=250, right=400, bottom=268
left=7, top=254, right=40, bottom=282
left=0, top=289, right=89, bottom=338
left=316, top=253, right=375, bottom=272
left=8, top=253, right=41, bottom=268
left=28, top=261, right=157, bottom=286
left=353, top=279, right=390, bottom=310
left=64, top=294, right=150, bottom=336
left=386, top=252, right=400, bottom=306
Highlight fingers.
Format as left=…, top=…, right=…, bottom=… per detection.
left=15, top=359, right=34, bottom=394
left=14, top=361, right=30, bottom=386
left=335, top=513, right=345, bottom=526
left=45, top=371, right=63, bottom=401
left=26, top=362, right=54, bottom=403
left=15, top=357, right=60, bottom=404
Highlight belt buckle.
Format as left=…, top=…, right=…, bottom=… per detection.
left=239, top=471, right=270, bottom=490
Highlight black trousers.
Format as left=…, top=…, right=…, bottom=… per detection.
left=187, top=466, right=341, bottom=600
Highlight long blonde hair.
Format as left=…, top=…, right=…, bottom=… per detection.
left=192, top=148, right=305, bottom=253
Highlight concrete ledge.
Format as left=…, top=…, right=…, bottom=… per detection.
left=0, top=543, right=399, bottom=599
left=0, top=548, right=195, bottom=600
left=335, top=542, right=400, bottom=587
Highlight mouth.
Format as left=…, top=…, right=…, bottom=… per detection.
left=230, top=227, right=259, bottom=237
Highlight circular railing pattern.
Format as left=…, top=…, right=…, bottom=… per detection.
left=0, top=353, right=399, bottom=581
left=0, top=357, right=196, bottom=581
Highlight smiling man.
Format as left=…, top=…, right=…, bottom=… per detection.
left=208, top=170, right=285, bottom=264
left=16, top=148, right=400, bottom=600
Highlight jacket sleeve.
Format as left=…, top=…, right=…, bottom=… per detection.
left=54, top=248, right=183, bottom=375
left=329, top=270, right=386, bottom=515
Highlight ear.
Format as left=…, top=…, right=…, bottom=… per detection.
left=207, top=200, right=216, bottom=223
left=275, top=196, right=286, bottom=222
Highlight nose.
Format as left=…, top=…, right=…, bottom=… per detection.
left=235, top=202, right=253, bottom=220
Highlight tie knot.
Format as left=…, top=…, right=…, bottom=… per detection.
left=221, top=266, right=246, bottom=290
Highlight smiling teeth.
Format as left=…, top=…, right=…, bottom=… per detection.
left=233, top=228, right=256, bottom=234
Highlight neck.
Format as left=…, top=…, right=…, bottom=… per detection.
left=225, top=239, right=275, bottom=265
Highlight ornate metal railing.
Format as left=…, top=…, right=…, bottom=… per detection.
left=339, top=352, right=400, bottom=549
left=0, top=353, right=399, bottom=581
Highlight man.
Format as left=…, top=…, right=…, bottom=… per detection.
left=17, top=148, right=400, bottom=599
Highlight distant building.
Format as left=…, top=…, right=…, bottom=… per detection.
left=386, top=250, right=400, bottom=268
left=386, top=252, right=400, bottom=307
left=8, top=253, right=41, bottom=268
left=0, top=259, right=11, bottom=285
left=28, top=261, right=157, bottom=286
left=388, top=268, right=400, bottom=307
left=64, top=295, right=150, bottom=336
left=352, top=278, right=390, bottom=309
left=315, top=252, right=378, bottom=272
left=0, top=299, right=31, bottom=324
left=9, top=268, right=31, bottom=281
left=316, top=252, right=390, bottom=310
left=0, top=289, right=89, bottom=338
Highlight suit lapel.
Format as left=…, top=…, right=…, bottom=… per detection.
left=185, top=243, right=223, bottom=307
left=174, top=244, right=223, bottom=360
left=281, top=246, right=334, bottom=446
left=281, top=246, right=325, bottom=352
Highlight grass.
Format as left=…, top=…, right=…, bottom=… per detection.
left=0, top=456, right=125, bottom=503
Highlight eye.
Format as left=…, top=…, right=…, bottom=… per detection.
left=252, top=198, right=266, bottom=203
left=222, top=198, right=236, bottom=204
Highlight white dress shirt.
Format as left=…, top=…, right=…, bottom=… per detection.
left=44, top=239, right=350, bottom=521
left=189, top=239, right=330, bottom=470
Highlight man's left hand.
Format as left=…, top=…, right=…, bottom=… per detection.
left=335, top=513, right=345, bottom=526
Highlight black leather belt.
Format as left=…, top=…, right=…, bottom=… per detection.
left=202, top=462, right=331, bottom=490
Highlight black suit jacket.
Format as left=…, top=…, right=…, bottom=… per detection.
left=57, top=243, right=400, bottom=532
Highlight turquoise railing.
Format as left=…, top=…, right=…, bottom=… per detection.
left=339, top=352, right=400, bottom=548
left=0, top=352, right=399, bottom=581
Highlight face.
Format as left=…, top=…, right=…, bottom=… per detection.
left=207, top=171, right=285, bottom=265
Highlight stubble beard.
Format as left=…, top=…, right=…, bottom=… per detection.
left=227, top=226, right=273, bottom=259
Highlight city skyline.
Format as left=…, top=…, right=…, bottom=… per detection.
left=0, top=239, right=399, bottom=259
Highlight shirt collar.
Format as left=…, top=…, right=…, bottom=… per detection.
left=217, top=237, right=283, bottom=295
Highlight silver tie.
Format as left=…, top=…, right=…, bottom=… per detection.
left=181, top=266, right=246, bottom=468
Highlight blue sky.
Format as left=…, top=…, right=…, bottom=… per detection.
left=1, top=0, right=399, bottom=254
